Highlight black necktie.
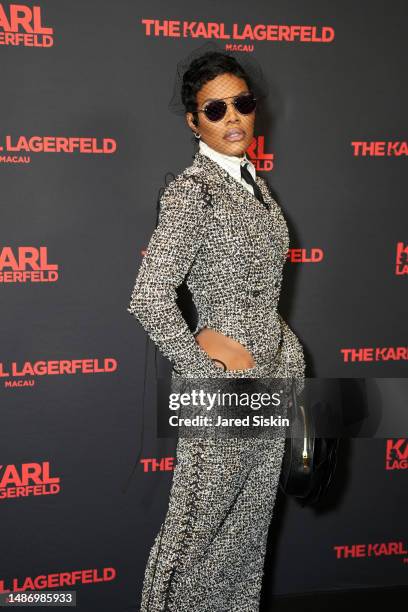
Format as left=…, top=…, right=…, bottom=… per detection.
left=240, top=162, right=268, bottom=210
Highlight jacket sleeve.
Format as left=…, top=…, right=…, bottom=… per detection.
left=126, top=175, right=222, bottom=377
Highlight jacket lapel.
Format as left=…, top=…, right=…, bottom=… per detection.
left=190, top=151, right=272, bottom=215
left=188, top=150, right=289, bottom=257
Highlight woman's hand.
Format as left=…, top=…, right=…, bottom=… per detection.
left=195, top=327, right=256, bottom=371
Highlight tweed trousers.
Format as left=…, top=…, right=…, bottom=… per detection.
left=140, top=437, right=285, bottom=612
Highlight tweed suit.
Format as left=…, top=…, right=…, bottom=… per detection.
left=127, top=150, right=306, bottom=611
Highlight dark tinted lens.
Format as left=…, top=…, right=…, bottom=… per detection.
left=235, top=93, right=257, bottom=115
left=204, top=100, right=227, bottom=121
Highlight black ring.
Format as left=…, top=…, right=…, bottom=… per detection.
left=211, top=358, right=227, bottom=371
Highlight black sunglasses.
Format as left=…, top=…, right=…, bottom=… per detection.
left=197, top=92, right=257, bottom=122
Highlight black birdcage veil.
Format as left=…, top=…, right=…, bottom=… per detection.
left=168, top=41, right=270, bottom=117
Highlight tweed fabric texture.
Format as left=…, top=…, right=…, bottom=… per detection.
left=127, top=151, right=305, bottom=381
left=127, top=151, right=306, bottom=611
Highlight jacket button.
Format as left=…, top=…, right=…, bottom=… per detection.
left=252, top=289, right=261, bottom=297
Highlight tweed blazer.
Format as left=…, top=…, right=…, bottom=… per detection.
left=127, top=150, right=305, bottom=379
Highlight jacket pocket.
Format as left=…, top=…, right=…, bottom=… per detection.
left=194, top=327, right=257, bottom=371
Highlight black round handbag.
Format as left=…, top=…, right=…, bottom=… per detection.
left=279, top=380, right=339, bottom=506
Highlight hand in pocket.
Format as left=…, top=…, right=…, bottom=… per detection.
left=195, top=327, right=256, bottom=371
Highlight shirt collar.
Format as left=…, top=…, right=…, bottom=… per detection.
left=199, top=139, right=257, bottom=183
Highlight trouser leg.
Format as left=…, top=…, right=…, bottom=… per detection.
left=220, top=437, right=286, bottom=611
left=140, top=433, right=286, bottom=612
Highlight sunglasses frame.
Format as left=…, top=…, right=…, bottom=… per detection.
left=196, top=92, right=257, bottom=122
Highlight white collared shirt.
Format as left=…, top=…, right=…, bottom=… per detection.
left=199, top=139, right=257, bottom=195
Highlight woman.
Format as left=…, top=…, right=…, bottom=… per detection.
left=127, top=49, right=305, bottom=612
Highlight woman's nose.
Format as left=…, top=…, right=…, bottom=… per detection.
left=224, top=100, right=240, bottom=121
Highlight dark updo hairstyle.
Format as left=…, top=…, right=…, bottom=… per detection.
left=181, top=51, right=253, bottom=127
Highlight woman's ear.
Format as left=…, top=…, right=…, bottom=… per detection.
left=185, top=112, right=198, bottom=130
